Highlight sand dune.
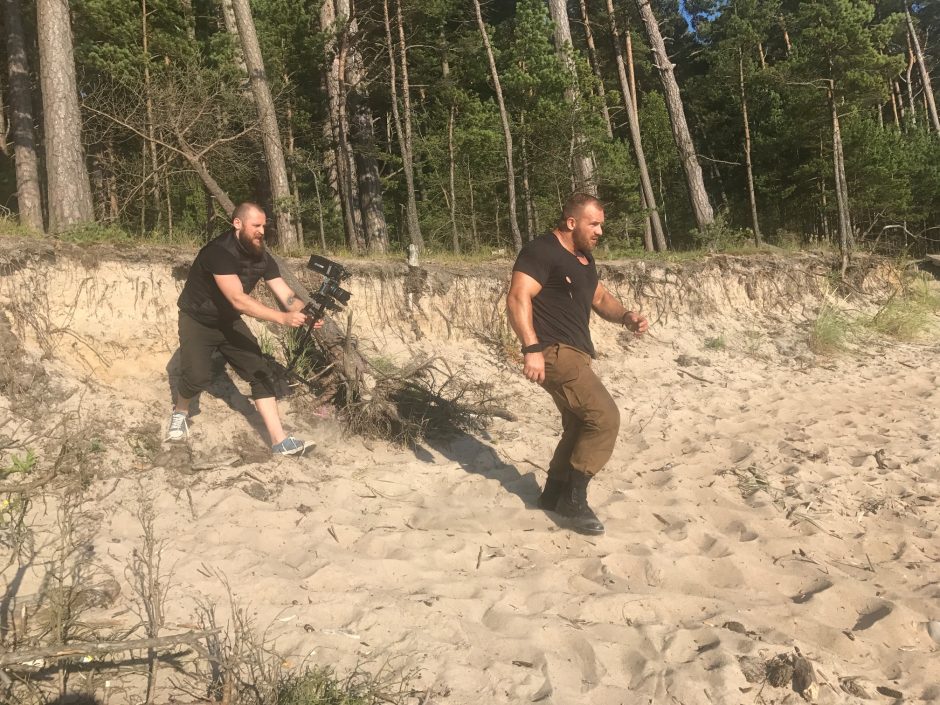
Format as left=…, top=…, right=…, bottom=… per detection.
left=0, top=243, right=938, bottom=704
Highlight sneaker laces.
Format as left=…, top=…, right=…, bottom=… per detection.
left=168, top=412, right=187, bottom=434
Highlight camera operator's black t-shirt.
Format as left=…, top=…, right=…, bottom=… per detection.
left=512, top=232, right=598, bottom=357
left=177, top=230, right=281, bottom=326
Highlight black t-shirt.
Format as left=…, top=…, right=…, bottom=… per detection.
left=177, top=230, right=280, bottom=326
left=512, top=232, right=599, bottom=357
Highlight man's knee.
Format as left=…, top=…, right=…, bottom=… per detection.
left=249, top=366, right=277, bottom=400
left=584, top=385, right=619, bottom=434
left=178, top=361, right=213, bottom=398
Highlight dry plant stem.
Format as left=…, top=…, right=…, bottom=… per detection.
left=125, top=495, right=169, bottom=704
left=0, top=628, right=222, bottom=667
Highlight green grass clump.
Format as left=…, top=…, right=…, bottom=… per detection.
left=276, top=666, right=411, bottom=705
left=865, top=282, right=940, bottom=341
left=704, top=335, right=726, bottom=351
left=809, top=304, right=855, bottom=355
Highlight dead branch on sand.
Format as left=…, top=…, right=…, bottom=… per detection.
left=269, top=255, right=514, bottom=444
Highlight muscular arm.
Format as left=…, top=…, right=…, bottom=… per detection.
left=592, top=283, right=649, bottom=334
left=265, top=277, right=305, bottom=313
left=506, top=271, right=542, bottom=347
left=213, top=274, right=306, bottom=326
left=506, top=271, right=546, bottom=383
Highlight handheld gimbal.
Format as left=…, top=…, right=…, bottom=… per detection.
left=286, top=255, right=353, bottom=373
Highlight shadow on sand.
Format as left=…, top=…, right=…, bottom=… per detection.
left=417, top=430, right=570, bottom=530
left=165, top=348, right=271, bottom=443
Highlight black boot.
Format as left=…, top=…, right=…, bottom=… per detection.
left=537, top=476, right=568, bottom=511
left=555, top=471, right=605, bottom=535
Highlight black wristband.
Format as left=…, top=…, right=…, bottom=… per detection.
left=521, top=343, right=543, bottom=354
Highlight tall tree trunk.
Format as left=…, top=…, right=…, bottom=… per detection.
left=829, top=85, right=851, bottom=276
left=442, top=42, right=459, bottom=254
left=579, top=0, right=613, bottom=139
left=106, top=140, right=119, bottom=221
left=467, top=159, right=478, bottom=248
left=335, top=6, right=367, bottom=250
left=142, top=0, right=162, bottom=230
left=905, top=2, right=940, bottom=133
left=219, top=0, right=250, bottom=92
left=520, top=112, right=536, bottom=241
left=889, top=78, right=901, bottom=127
left=394, top=0, right=423, bottom=251
left=321, top=0, right=364, bottom=252
left=548, top=0, right=596, bottom=193
left=230, top=0, right=299, bottom=248
left=186, top=152, right=235, bottom=217
left=739, top=53, right=761, bottom=245
left=606, top=0, right=664, bottom=251
left=0, top=74, right=8, bottom=157
left=339, top=0, right=388, bottom=253
left=448, top=106, right=459, bottom=253
left=472, top=0, right=523, bottom=251
left=2, top=0, right=44, bottom=231
left=905, top=35, right=918, bottom=128
left=37, top=0, right=94, bottom=232
left=313, top=170, right=327, bottom=251
left=285, top=90, right=305, bottom=245
left=634, top=0, right=714, bottom=231
left=626, top=24, right=652, bottom=246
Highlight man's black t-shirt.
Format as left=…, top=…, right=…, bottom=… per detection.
left=512, top=232, right=599, bottom=357
left=177, top=230, right=280, bottom=326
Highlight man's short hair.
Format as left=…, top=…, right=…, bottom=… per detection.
left=558, top=193, right=604, bottom=230
left=233, top=201, right=264, bottom=224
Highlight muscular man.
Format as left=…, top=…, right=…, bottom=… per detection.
left=167, top=202, right=320, bottom=455
left=507, top=193, right=648, bottom=534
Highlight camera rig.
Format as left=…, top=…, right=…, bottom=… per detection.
left=286, top=254, right=352, bottom=373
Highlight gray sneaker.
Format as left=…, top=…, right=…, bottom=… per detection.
left=166, top=411, right=188, bottom=441
left=272, top=437, right=315, bottom=456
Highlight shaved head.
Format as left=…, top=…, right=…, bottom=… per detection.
left=558, top=193, right=603, bottom=231
left=233, top=201, right=264, bottom=224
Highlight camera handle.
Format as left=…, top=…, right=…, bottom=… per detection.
left=285, top=296, right=345, bottom=373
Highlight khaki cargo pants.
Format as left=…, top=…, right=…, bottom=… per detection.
left=540, top=343, right=620, bottom=478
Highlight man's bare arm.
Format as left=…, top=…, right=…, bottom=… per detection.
left=265, top=277, right=306, bottom=312
left=592, top=283, right=649, bottom=334
left=507, top=271, right=547, bottom=383
left=507, top=271, right=543, bottom=345
left=213, top=274, right=307, bottom=326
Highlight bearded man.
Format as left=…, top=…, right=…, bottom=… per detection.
left=167, top=202, right=319, bottom=455
left=507, top=193, right=649, bottom=534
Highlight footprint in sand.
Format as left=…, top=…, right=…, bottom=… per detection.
left=729, top=441, right=755, bottom=464
left=698, top=534, right=733, bottom=559
left=723, top=520, right=759, bottom=542
left=652, top=512, right=688, bottom=541
left=852, top=600, right=893, bottom=631
left=791, top=578, right=833, bottom=604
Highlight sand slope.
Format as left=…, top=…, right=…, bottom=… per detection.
left=0, top=244, right=937, bottom=704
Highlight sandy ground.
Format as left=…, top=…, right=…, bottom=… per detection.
left=1, top=247, right=938, bottom=704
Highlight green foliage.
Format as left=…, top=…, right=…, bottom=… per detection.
left=809, top=301, right=857, bottom=354
left=2, top=0, right=935, bottom=255
left=693, top=214, right=757, bottom=250
left=276, top=665, right=411, bottom=705
left=1, top=451, right=37, bottom=479
left=865, top=281, right=940, bottom=340
left=704, top=335, right=727, bottom=350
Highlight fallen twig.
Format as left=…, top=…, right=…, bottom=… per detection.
left=0, top=628, right=222, bottom=667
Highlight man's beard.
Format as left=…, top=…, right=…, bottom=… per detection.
left=573, top=231, right=597, bottom=253
left=237, top=232, right=266, bottom=260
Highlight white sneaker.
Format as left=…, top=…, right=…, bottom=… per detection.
left=166, top=411, right=188, bottom=441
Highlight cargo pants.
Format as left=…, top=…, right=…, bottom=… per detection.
left=540, top=343, right=620, bottom=478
